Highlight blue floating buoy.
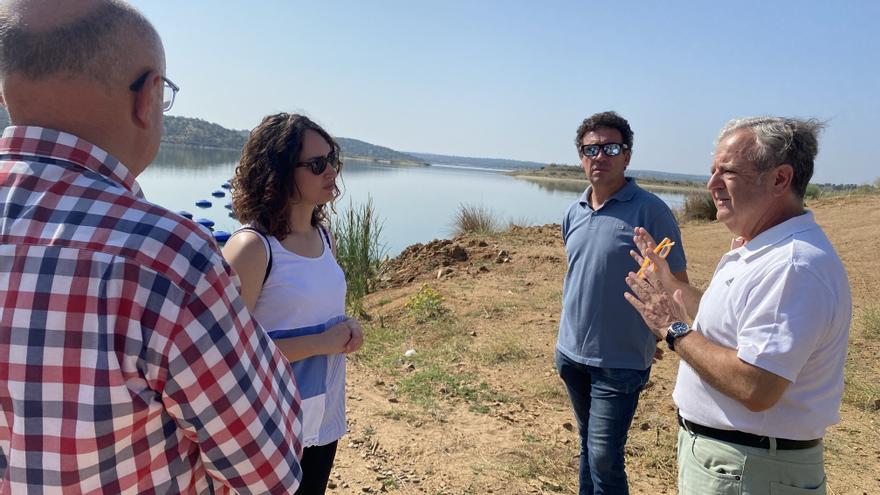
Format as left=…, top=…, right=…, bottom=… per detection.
left=213, top=230, right=231, bottom=243
left=178, top=210, right=193, bottom=219
left=195, top=199, right=212, bottom=208
left=195, top=218, right=215, bottom=229
left=221, top=182, right=232, bottom=189
left=211, top=190, right=225, bottom=198
left=224, top=203, right=233, bottom=210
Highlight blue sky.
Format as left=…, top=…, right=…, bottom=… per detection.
left=131, top=0, right=879, bottom=184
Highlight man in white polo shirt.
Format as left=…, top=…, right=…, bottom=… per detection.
left=624, top=116, right=850, bottom=494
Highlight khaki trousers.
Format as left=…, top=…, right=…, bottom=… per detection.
left=677, top=427, right=826, bottom=494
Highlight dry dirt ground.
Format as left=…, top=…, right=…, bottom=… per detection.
left=328, top=194, right=880, bottom=495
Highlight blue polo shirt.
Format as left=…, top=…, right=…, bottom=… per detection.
left=557, top=178, right=687, bottom=370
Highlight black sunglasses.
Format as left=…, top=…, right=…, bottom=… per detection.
left=580, top=143, right=629, bottom=158
left=296, top=151, right=342, bottom=175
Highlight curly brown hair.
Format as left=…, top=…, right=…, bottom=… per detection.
left=231, top=113, right=341, bottom=239
left=574, top=111, right=634, bottom=151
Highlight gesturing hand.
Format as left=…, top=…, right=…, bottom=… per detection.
left=624, top=266, right=691, bottom=342
left=630, top=227, right=677, bottom=289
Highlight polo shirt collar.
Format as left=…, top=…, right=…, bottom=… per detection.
left=579, top=177, right=638, bottom=208
left=732, top=211, right=818, bottom=262
left=1, top=125, right=144, bottom=198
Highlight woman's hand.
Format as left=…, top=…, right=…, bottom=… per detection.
left=343, top=318, right=364, bottom=354
left=323, top=322, right=353, bottom=355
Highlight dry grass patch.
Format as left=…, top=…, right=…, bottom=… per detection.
left=479, top=338, right=530, bottom=365
left=857, top=305, right=880, bottom=341
left=842, top=351, right=880, bottom=412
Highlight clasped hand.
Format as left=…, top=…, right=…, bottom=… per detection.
left=326, top=318, right=365, bottom=354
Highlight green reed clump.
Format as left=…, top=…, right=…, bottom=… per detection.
left=678, top=192, right=717, bottom=222
left=451, top=202, right=499, bottom=235
left=332, top=197, right=386, bottom=315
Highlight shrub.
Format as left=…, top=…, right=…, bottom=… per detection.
left=451, top=203, right=498, bottom=235
left=804, top=184, right=821, bottom=200
left=332, top=197, right=386, bottom=316
left=678, top=192, right=717, bottom=222
left=405, top=284, right=447, bottom=322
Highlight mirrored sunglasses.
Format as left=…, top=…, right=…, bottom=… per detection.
left=580, top=143, right=629, bottom=158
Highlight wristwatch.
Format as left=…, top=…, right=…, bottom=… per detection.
left=665, top=321, right=692, bottom=351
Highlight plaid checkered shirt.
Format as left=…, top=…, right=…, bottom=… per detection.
left=0, top=126, right=303, bottom=494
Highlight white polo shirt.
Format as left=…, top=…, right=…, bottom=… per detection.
left=674, top=211, right=851, bottom=440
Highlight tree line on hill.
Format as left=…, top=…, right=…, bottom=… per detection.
left=0, top=108, right=424, bottom=164
left=162, top=116, right=426, bottom=164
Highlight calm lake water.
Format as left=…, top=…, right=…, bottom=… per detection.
left=137, top=145, right=688, bottom=255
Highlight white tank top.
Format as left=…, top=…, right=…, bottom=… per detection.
left=239, top=226, right=348, bottom=447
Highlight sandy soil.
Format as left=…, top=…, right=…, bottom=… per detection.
left=328, top=194, right=880, bottom=494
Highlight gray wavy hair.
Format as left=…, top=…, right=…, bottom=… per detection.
left=717, top=116, right=826, bottom=199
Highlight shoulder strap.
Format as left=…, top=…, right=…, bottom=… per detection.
left=234, top=227, right=273, bottom=285
left=318, top=225, right=332, bottom=251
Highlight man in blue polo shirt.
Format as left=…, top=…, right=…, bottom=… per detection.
left=557, top=111, right=688, bottom=494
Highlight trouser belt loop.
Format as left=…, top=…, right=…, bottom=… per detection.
left=677, top=410, right=694, bottom=437
left=769, top=437, right=777, bottom=456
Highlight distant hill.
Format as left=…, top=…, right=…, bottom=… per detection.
left=161, top=116, right=426, bottom=164
left=508, top=163, right=710, bottom=186
left=336, top=137, right=425, bottom=164
left=408, top=150, right=710, bottom=183
left=0, top=107, right=865, bottom=190
left=0, top=107, right=424, bottom=163
left=407, top=151, right=545, bottom=170
left=162, top=115, right=250, bottom=149
left=627, top=169, right=710, bottom=183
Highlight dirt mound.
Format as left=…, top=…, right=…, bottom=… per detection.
left=379, top=225, right=563, bottom=289
left=380, top=237, right=508, bottom=288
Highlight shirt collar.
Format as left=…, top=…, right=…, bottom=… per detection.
left=1, top=126, right=143, bottom=198
left=729, top=211, right=818, bottom=262
left=579, top=177, right=638, bottom=208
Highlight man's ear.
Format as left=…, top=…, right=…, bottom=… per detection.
left=772, top=164, right=795, bottom=195
left=624, top=149, right=632, bottom=168
left=132, top=72, right=160, bottom=130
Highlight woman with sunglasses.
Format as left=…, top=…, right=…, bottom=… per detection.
left=222, top=113, right=363, bottom=494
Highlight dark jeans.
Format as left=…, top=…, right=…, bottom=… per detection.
left=294, top=441, right=338, bottom=495
left=556, top=351, right=651, bottom=495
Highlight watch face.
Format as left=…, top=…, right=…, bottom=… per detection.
left=671, top=322, right=689, bottom=335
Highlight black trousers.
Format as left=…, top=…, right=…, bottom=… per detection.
left=294, top=441, right=339, bottom=495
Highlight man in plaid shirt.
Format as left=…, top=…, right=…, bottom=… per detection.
left=0, top=1, right=303, bottom=493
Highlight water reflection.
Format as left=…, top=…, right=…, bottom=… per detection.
left=138, top=146, right=689, bottom=255
left=153, top=144, right=240, bottom=170
left=519, top=177, right=587, bottom=194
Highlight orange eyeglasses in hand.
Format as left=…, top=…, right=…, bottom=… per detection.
left=636, top=237, right=675, bottom=278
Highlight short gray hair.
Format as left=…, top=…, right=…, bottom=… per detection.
left=718, top=116, right=825, bottom=198
left=0, top=1, right=160, bottom=88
